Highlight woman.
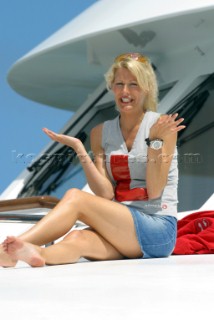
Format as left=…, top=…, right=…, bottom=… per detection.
left=1, top=53, right=185, bottom=267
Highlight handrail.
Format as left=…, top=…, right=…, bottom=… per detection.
left=0, top=196, right=59, bottom=223
left=0, top=196, right=60, bottom=213
left=0, top=213, right=45, bottom=222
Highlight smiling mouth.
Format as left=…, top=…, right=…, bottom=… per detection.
left=121, top=97, right=133, bottom=103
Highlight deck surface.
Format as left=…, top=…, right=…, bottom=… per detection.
left=0, top=254, right=213, bottom=320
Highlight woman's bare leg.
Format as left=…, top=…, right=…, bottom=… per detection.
left=3, top=229, right=124, bottom=267
left=19, top=190, right=81, bottom=246
left=18, top=189, right=142, bottom=258
left=1, top=188, right=142, bottom=267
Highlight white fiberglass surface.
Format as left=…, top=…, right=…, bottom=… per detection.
left=0, top=255, right=214, bottom=320
left=17, top=0, right=214, bottom=59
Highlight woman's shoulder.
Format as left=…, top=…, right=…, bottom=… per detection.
left=91, top=116, right=119, bottom=149
left=90, top=123, right=103, bottom=138
left=96, top=117, right=119, bottom=134
left=147, top=110, right=171, bottom=119
left=146, top=110, right=161, bottom=118
left=90, top=124, right=104, bottom=152
left=144, top=111, right=161, bottom=125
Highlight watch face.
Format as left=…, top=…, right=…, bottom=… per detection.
left=150, top=140, right=163, bottom=150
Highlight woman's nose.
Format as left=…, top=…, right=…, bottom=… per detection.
left=122, top=84, right=130, bottom=93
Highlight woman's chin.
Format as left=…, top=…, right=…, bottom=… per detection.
left=120, top=104, right=134, bottom=112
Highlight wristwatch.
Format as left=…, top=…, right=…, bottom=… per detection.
left=145, top=138, right=163, bottom=150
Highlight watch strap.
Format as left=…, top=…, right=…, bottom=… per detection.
left=145, top=138, right=163, bottom=147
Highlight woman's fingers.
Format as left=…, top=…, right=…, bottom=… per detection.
left=43, top=128, right=62, bottom=138
left=170, top=117, right=186, bottom=132
left=43, top=127, right=55, bottom=137
left=42, top=127, right=83, bottom=151
left=171, top=113, right=178, bottom=120
left=155, top=113, right=186, bottom=137
left=171, top=124, right=186, bottom=132
left=160, top=114, right=185, bottom=127
left=42, top=128, right=64, bottom=143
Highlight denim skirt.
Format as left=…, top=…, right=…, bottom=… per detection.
left=128, top=206, right=177, bottom=259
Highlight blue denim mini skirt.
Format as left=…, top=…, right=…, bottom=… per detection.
left=128, top=206, right=177, bottom=259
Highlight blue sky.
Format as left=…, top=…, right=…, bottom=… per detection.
left=0, top=0, right=97, bottom=195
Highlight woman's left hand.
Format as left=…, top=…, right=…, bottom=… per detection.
left=149, top=113, right=186, bottom=140
left=42, top=128, right=83, bottom=153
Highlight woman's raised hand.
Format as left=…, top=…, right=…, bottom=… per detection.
left=42, top=128, right=83, bottom=152
left=149, top=113, right=186, bottom=140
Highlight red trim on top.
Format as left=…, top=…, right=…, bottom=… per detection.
left=110, top=155, right=148, bottom=202
left=111, top=155, right=131, bottom=181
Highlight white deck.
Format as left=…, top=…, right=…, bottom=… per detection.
left=0, top=255, right=214, bottom=320
left=1, top=195, right=214, bottom=320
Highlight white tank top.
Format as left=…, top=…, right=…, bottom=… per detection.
left=102, top=111, right=178, bottom=218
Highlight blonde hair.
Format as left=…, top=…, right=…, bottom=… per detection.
left=104, top=57, right=158, bottom=112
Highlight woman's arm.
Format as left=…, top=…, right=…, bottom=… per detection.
left=146, top=114, right=185, bottom=200
left=42, top=126, right=114, bottom=200
left=88, top=124, right=115, bottom=199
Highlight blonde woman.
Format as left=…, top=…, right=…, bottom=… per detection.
left=1, top=53, right=185, bottom=267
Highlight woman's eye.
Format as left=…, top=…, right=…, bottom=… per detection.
left=114, top=82, right=138, bottom=88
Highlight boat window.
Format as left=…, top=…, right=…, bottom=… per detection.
left=167, top=74, right=214, bottom=211
left=19, top=99, right=117, bottom=199
left=40, top=155, right=87, bottom=199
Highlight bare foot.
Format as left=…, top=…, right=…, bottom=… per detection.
left=2, top=236, right=45, bottom=267
left=0, top=244, right=17, bottom=267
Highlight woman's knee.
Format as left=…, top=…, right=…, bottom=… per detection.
left=63, top=230, right=87, bottom=245
left=62, top=188, right=83, bottom=204
left=63, top=188, right=80, bottom=198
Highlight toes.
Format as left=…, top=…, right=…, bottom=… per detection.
left=3, top=235, right=16, bottom=244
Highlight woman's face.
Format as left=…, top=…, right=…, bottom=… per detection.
left=111, top=67, right=146, bottom=114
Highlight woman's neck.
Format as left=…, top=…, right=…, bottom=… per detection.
left=119, top=111, right=145, bottom=132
